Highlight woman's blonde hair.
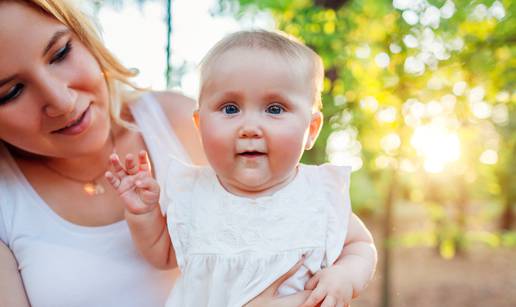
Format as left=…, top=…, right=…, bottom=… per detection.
left=6, top=0, right=142, bottom=127
left=199, top=30, right=324, bottom=110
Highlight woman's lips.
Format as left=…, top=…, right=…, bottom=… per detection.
left=52, top=105, right=92, bottom=135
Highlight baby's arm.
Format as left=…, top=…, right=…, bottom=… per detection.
left=106, top=151, right=177, bottom=270
left=336, top=213, right=377, bottom=295
left=301, top=213, right=377, bottom=307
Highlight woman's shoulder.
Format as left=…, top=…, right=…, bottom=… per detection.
left=144, top=90, right=195, bottom=126
left=146, top=90, right=206, bottom=165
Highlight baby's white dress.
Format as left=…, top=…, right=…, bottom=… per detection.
left=162, top=158, right=351, bottom=307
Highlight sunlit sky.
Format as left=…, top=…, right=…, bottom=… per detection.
left=95, top=0, right=273, bottom=99
left=92, top=0, right=508, bottom=172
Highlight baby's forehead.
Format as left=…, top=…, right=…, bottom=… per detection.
left=217, top=46, right=312, bottom=68
left=204, top=47, right=314, bottom=85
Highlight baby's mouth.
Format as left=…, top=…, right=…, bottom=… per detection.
left=238, top=151, right=266, bottom=158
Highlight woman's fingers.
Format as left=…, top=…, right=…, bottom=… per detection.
left=274, top=290, right=312, bottom=306
left=263, top=256, right=305, bottom=296
left=305, top=271, right=320, bottom=290
left=300, top=284, right=326, bottom=307
left=320, top=295, right=336, bottom=307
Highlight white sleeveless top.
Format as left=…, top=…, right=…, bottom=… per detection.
left=163, top=157, right=351, bottom=307
left=0, top=93, right=190, bottom=307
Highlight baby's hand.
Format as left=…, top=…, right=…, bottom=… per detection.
left=300, top=265, right=353, bottom=307
left=105, top=150, right=160, bottom=215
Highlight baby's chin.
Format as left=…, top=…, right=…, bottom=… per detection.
left=221, top=172, right=292, bottom=198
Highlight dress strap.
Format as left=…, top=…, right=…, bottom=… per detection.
left=130, top=92, right=191, bottom=186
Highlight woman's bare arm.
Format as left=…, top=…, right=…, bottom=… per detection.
left=0, top=241, right=30, bottom=307
left=244, top=258, right=311, bottom=307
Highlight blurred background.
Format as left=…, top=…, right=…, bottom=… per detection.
left=86, top=0, right=515, bottom=306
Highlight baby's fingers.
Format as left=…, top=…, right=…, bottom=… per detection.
left=135, top=176, right=160, bottom=194
left=138, top=150, right=151, bottom=173
left=109, top=153, right=126, bottom=178
left=125, top=153, right=139, bottom=175
left=105, top=171, right=120, bottom=189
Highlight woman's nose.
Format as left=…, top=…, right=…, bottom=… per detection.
left=37, top=74, right=77, bottom=117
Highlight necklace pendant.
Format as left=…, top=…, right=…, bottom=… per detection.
left=84, top=182, right=105, bottom=196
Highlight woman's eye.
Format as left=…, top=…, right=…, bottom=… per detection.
left=221, top=104, right=239, bottom=115
left=266, top=104, right=285, bottom=114
left=50, top=40, right=72, bottom=64
left=0, top=83, right=24, bottom=105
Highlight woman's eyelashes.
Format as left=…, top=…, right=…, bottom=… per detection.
left=0, top=40, right=73, bottom=106
left=50, top=40, right=72, bottom=64
left=0, top=83, right=24, bottom=105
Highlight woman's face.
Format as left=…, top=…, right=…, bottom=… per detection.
left=0, top=2, right=110, bottom=158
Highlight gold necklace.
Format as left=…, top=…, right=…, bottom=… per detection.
left=42, top=132, right=116, bottom=196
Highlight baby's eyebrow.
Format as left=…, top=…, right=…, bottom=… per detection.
left=218, top=90, right=243, bottom=101
left=42, top=29, right=70, bottom=57
left=263, top=92, right=289, bottom=102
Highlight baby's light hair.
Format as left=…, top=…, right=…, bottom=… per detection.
left=199, top=30, right=324, bottom=110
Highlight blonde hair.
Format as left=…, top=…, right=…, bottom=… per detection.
left=4, top=0, right=142, bottom=127
left=199, top=30, right=324, bottom=110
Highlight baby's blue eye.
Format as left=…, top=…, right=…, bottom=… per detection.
left=266, top=105, right=284, bottom=114
left=221, top=104, right=239, bottom=114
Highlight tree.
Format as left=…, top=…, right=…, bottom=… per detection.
left=216, top=1, right=515, bottom=306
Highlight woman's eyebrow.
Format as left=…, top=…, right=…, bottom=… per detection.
left=42, top=29, right=70, bottom=56
left=0, top=76, right=14, bottom=87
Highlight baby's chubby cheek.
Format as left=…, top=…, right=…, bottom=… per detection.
left=200, top=132, right=235, bottom=168
left=268, top=135, right=306, bottom=170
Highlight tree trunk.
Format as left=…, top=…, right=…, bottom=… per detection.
left=381, top=170, right=396, bottom=307
left=500, top=195, right=514, bottom=231
left=165, top=0, right=172, bottom=88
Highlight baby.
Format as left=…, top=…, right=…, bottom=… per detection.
left=106, top=30, right=375, bottom=307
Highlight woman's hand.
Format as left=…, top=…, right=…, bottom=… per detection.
left=300, top=214, right=377, bottom=307
left=244, top=257, right=311, bottom=307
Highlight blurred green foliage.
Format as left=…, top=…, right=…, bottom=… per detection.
left=216, top=0, right=516, bottom=254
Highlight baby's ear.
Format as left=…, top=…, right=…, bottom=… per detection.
left=193, top=110, right=200, bottom=129
left=305, top=111, right=323, bottom=150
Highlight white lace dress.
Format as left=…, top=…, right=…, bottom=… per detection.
left=162, top=157, right=352, bottom=307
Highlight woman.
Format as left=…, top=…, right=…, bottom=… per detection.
left=0, top=1, right=376, bottom=306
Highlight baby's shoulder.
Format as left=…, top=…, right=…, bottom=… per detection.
left=299, top=163, right=351, bottom=186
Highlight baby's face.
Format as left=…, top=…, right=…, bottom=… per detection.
left=196, top=48, right=322, bottom=197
